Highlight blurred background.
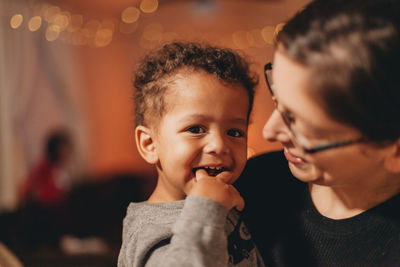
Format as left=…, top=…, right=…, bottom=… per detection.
left=0, top=0, right=310, bottom=265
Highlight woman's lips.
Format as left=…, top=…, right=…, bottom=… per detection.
left=283, top=147, right=307, bottom=165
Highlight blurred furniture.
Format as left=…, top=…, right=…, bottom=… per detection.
left=0, top=173, right=156, bottom=267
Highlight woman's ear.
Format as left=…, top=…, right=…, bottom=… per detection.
left=135, top=125, right=159, bottom=164
left=384, top=139, right=400, bottom=173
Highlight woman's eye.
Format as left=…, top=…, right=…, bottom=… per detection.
left=281, top=111, right=295, bottom=123
left=286, top=113, right=295, bottom=123
left=227, top=129, right=244, bottom=138
left=186, top=126, right=206, bottom=134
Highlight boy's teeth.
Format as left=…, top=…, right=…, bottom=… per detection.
left=200, top=166, right=226, bottom=177
left=192, top=166, right=227, bottom=177
left=205, top=167, right=221, bottom=170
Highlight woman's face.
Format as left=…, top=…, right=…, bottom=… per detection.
left=263, top=50, right=393, bottom=188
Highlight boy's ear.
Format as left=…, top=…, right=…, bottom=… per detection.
left=384, top=138, right=400, bottom=173
left=135, top=125, right=158, bottom=164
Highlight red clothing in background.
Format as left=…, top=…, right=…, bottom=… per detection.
left=20, top=159, right=69, bottom=206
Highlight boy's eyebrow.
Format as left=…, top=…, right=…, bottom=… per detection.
left=179, top=114, right=248, bottom=125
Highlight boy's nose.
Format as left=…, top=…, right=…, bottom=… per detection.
left=204, top=132, right=229, bottom=155
left=262, top=110, right=291, bottom=143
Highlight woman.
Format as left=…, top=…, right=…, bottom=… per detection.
left=235, top=0, right=400, bottom=265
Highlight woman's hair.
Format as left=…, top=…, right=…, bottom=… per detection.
left=277, top=0, right=400, bottom=143
left=133, top=42, right=258, bottom=127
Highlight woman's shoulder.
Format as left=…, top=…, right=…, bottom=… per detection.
left=235, top=150, right=307, bottom=222
left=236, top=150, right=303, bottom=193
left=246, top=150, right=287, bottom=169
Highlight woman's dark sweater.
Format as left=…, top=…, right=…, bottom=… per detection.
left=235, top=150, right=400, bottom=266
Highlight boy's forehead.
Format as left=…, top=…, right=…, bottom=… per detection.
left=148, top=68, right=251, bottom=126
left=165, top=76, right=249, bottom=113
left=165, top=75, right=248, bottom=104
left=167, top=69, right=247, bottom=93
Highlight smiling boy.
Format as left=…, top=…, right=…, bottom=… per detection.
left=118, top=42, right=264, bottom=267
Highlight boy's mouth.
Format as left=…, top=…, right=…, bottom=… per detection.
left=192, top=166, right=229, bottom=177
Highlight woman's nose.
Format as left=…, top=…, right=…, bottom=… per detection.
left=262, top=110, right=291, bottom=143
left=204, top=132, right=229, bottom=155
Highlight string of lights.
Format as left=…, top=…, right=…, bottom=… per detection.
left=9, top=0, right=284, bottom=49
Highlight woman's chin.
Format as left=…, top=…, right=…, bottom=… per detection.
left=288, top=162, right=322, bottom=183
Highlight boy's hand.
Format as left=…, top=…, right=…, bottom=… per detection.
left=188, top=169, right=245, bottom=211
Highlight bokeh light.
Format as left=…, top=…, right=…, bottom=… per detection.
left=140, top=0, right=159, bottom=13
left=45, top=25, right=61, bottom=41
left=10, top=14, right=23, bottom=29
left=261, top=26, right=274, bottom=44
left=52, top=12, right=70, bottom=32
left=43, top=5, right=61, bottom=23
left=121, top=7, right=140, bottom=23
left=94, top=29, right=113, bottom=47
left=28, top=16, right=42, bottom=32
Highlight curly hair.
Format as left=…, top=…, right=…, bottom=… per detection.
left=133, top=42, right=258, bottom=127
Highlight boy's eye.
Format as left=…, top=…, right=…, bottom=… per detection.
left=186, top=126, right=206, bottom=134
left=227, top=129, right=244, bottom=138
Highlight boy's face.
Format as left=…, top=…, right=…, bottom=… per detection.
left=151, top=70, right=249, bottom=201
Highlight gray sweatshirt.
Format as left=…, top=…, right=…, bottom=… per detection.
left=118, top=195, right=265, bottom=267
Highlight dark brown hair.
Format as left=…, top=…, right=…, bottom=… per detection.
left=45, top=130, right=71, bottom=163
left=277, top=0, right=400, bottom=143
left=133, top=42, right=258, bottom=127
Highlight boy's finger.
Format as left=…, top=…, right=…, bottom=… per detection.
left=235, top=195, right=245, bottom=211
left=215, top=171, right=233, bottom=184
left=195, top=168, right=209, bottom=181
left=228, top=185, right=245, bottom=211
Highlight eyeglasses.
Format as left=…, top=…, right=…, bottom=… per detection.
left=264, top=62, right=365, bottom=154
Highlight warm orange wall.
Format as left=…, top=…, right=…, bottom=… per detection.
left=72, top=0, right=311, bottom=177
left=78, top=44, right=154, bottom=176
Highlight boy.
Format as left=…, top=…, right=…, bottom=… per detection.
left=118, top=42, right=264, bottom=267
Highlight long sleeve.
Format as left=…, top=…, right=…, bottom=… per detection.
left=118, top=195, right=230, bottom=267
left=146, top=195, right=230, bottom=266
